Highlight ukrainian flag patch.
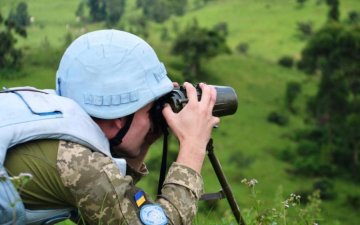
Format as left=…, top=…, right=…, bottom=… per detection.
left=135, top=190, right=146, bottom=207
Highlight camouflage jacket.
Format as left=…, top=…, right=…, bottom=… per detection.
left=5, top=139, right=204, bottom=225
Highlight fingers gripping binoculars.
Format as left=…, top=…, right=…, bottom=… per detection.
left=153, top=84, right=245, bottom=224
left=150, top=84, right=238, bottom=130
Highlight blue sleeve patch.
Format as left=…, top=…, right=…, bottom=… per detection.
left=139, top=204, right=168, bottom=225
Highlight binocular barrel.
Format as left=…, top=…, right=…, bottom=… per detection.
left=166, top=85, right=238, bottom=117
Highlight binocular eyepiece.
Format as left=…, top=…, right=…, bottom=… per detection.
left=150, top=84, right=238, bottom=131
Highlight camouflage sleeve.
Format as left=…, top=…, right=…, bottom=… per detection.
left=157, top=162, right=204, bottom=225
left=57, top=141, right=203, bottom=225
left=126, top=163, right=149, bottom=184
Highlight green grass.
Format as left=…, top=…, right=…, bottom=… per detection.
left=1, top=0, right=360, bottom=224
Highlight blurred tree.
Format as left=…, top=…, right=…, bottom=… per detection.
left=0, top=31, right=22, bottom=70
left=105, top=0, right=125, bottom=26
left=297, top=22, right=360, bottom=179
left=171, top=20, right=230, bottom=80
left=345, top=113, right=360, bottom=177
left=326, top=0, right=339, bottom=22
left=0, top=8, right=27, bottom=71
left=296, top=21, right=313, bottom=39
left=285, top=81, right=301, bottom=113
left=213, top=22, right=228, bottom=37
left=87, top=0, right=106, bottom=22
left=160, top=27, right=170, bottom=41
left=278, top=55, right=294, bottom=68
left=128, top=15, right=149, bottom=39
left=267, top=111, right=289, bottom=126
left=6, top=1, right=30, bottom=37
left=236, top=42, right=249, bottom=54
left=85, top=0, right=125, bottom=25
left=136, top=0, right=187, bottom=23
left=75, top=1, right=85, bottom=22
left=193, top=0, right=205, bottom=10
left=172, top=20, right=179, bottom=34
left=347, top=11, right=360, bottom=25
left=296, top=0, right=308, bottom=8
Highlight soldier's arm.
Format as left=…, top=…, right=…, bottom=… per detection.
left=57, top=140, right=202, bottom=225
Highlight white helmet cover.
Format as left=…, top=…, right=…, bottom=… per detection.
left=56, top=29, right=173, bottom=119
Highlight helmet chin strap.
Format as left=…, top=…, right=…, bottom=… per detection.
left=110, top=113, right=135, bottom=151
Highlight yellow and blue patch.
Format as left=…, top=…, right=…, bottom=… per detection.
left=134, top=190, right=146, bottom=207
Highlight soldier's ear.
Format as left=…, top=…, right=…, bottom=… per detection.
left=114, top=118, right=126, bottom=130
left=93, top=117, right=126, bottom=139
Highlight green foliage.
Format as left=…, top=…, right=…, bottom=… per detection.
left=0, top=31, right=22, bottom=70
left=87, top=0, right=106, bottom=22
left=75, top=1, right=85, bottom=21
left=267, top=111, right=289, bottom=126
left=85, top=0, right=125, bottom=25
left=326, top=0, right=340, bottom=21
left=299, top=23, right=360, bottom=117
left=136, top=0, right=187, bottom=23
left=0, top=5, right=29, bottom=73
left=7, top=2, right=30, bottom=37
left=128, top=15, right=149, bottom=38
left=285, top=81, right=302, bottom=112
left=105, top=0, right=125, bottom=26
left=296, top=21, right=313, bottom=39
left=346, top=194, right=360, bottom=210
left=160, top=27, right=170, bottom=41
left=212, top=22, right=228, bottom=37
left=287, top=128, right=337, bottom=177
left=296, top=22, right=360, bottom=180
left=347, top=10, right=360, bottom=24
left=296, top=0, right=308, bottom=8
left=171, top=19, right=230, bottom=81
left=313, top=178, right=336, bottom=200
left=241, top=178, right=323, bottom=225
left=278, top=55, right=294, bottom=68
left=236, top=42, right=249, bottom=54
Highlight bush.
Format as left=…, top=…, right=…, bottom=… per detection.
left=312, top=178, right=336, bottom=200
left=279, top=148, right=296, bottom=162
left=213, top=22, right=228, bottom=37
left=285, top=81, right=301, bottom=113
left=296, top=0, right=308, bottom=8
left=346, top=194, right=360, bottom=209
left=347, top=10, right=359, bottom=24
left=241, top=179, right=323, bottom=225
left=278, top=55, right=294, bottom=68
left=267, top=111, right=288, bottom=126
left=296, top=140, right=318, bottom=156
left=236, top=42, right=249, bottom=54
left=293, top=155, right=336, bottom=177
left=297, top=21, right=313, bottom=38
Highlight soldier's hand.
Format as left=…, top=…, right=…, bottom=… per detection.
left=162, top=82, right=219, bottom=173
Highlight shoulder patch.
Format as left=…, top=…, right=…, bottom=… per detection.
left=134, top=190, right=146, bottom=207
left=139, top=204, right=168, bottom=225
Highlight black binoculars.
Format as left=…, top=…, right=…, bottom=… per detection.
left=150, top=84, right=238, bottom=131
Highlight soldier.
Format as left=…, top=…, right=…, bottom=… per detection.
left=3, top=30, right=219, bottom=224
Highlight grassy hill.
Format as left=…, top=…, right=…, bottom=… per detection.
left=1, top=0, right=360, bottom=224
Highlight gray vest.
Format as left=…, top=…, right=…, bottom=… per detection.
left=0, top=87, right=126, bottom=224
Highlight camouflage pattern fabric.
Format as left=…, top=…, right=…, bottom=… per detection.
left=57, top=140, right=204, bottom=225
left=4, top=140, right=75, bottom=208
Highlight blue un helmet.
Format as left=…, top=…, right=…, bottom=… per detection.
left=56, top=29, right=173, bottom=119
